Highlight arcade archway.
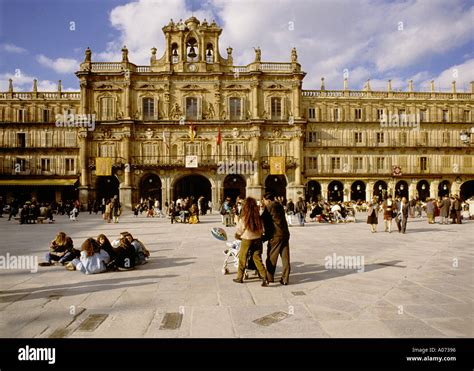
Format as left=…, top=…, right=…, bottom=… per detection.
left=140, top=173, right=162, bottom=203
left=460, top=180, right=474, bottom=201
left=223, top=174, right=246, bottom=201
left=438, top=180, right=451, bottom=197
left=265, top=175, right=287, bottom=199
left=351, top=180, right=366, bottom=201
left=328, top=180, right=344, bottom=202
left=417, top=180, right=430, bottom=201
left=395, top=180, right=409, bottom=199
left=306, top=180, right=321, bottom=202
left=373, top=180, right=388, bottom=200
left=96, top=176, right=120, bottom=203
left=174, top=174, right=211, bottom=203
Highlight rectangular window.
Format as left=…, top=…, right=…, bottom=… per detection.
left=271, top=97, right=282, bottom=119
left=442, top=110, right=448, bottom=122
left=43, top=109, right=50, bottom=123
left=41, top=131, right=53, bottom=147
left=399, top=156, right=407, bottom=169
left=399, top=132, right=407, bottom=145
left=271, top=143, right=284, bottom=157
left=143, top=143, right=158, bottom=164
left=186, top=97, right=198, bottom=120
left=307, top=157, right=318, bottom=170
left=442, top=132, right=450, bottom=144
left=331, top=157, right=341, bottom=171
left=18, top=109, right=25, bottom=122
left=333, top=108, right=340, bottom=122
left=65, top=158, right=75, bottom=173
left=353, top=157, right=363, bottom=171
left=376, top=132, right=384, bottom=144
left=41, top=158, right=51, bottom=172
left=142, top=98, right=155, bottom=120
left=17, top=133, right=26, bottom=148
left=308, top=131, right=319, bottom=143
left=398, top=109, right=406, bottom=121
left=355, top=108, right=362, bottom=120
left=464, top=110, right=470, bottom=122
left=308, top=108, right=316, bottom=119
left=101, top=98, right=114, bottom=120
left=354, top=132, right=363, bottom=143
left=228, top=142, right=244, bottom=158
left=65, top=132, right=76, bottom=147
left=441, top=156, right=450, bottom=169
left=377, top=109, right=384, bottom=121
left=376, top=157, right=385, bottom=170
left=15, top=158, right=27, bottom=172
left=419, top=109, right=426, bottom=123
left=420, top=156, right=428, bottom=171
left=100, top=144, right=115, bottom=158
left=420, top=132, right=428, bottom=145
left=229, top=98, right=242, bottom=120
left=186, top=143, right=200, bottom=156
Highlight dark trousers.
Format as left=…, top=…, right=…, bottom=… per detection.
left=395, top=216, right=402, bottom=232
left=236, top=238, right=267, bottom=281
left=45, top=251, right=75, bottom=264
left=401, top=217, right=408, bottom=233
left=266, top=237, right=290, bottom=283
left=456, top=211, right=462, bottom=224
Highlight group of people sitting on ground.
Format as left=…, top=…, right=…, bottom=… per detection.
left=168, top=196, right=203, bottom=224
left=38, top=231, right=150, bottom=274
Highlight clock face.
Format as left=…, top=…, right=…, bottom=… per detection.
left=188, top=63, right=197, bottom=72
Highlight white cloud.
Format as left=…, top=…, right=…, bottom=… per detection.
left=0, top=72, right=76, bottom=92
left=36, top=54, right=79, bottom=74
left=82, top=0, right=474, bottom=90
left=420, top=59, right=474, bottom=92
left=0, top=43, right=27, bottom=54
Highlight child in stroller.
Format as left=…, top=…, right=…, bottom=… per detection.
left=211, top=227, right=258, bottom=279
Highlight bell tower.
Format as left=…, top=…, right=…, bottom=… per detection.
left=151, top=16, right=231, bottom=73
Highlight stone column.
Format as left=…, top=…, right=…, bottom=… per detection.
left=120, top=129, right=133, bottom=208
left=251, top=81, right=259, bottom=119
left=320, top=180, right=329, bottom=201
left=80, top=80, right=88, bottom=114
left=246, top=128, right=263, bottom=200
left=366, top=180, right=374, bottom=201
left=78, top=130, right=90, bottom=207
left=408, top=180, right=417, bottom=200
left=287, top=128, right=305, bottom=201
left=430, top=180, right=439, bottom=199
left=343, top=181, right=351, bottom=202
left=292, top=79, right=301, bottom=119
left=124, top=81, right=131, bottom=119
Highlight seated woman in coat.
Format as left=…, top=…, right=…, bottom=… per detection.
left=39, top=232, right=78, bottom=266
left=66, top=238, right=110, bottom=274
left=121, top=232, right=150, bottom=265
left=107, top=236, right=136, bottom=270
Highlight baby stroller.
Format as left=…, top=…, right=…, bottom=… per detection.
left=211, top=227, right=258, bottom=278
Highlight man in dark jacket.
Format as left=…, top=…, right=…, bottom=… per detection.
left=401, top=197, right=409, bottom=234
left=262, top=192, right=291, bottom=285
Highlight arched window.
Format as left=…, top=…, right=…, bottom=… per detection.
left=100, top=97, right=114, bottom=120
left=186, top=37, right=198, bottom=62
left=171, top=43, right=179, bottom=64
left=206, top=43, right=214, bottom=63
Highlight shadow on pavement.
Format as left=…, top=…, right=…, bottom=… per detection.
left=0, top=274, right=178, bottom=303
left=288, top=260, right=405, bottom=284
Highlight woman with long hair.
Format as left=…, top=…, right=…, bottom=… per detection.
left=97, top=234, right=115, bottom=259
left=39, top=231, right=77, bottom=266
left=65, top=238, right=110, bottom=274
left=233, top=197, right=269, bottom=287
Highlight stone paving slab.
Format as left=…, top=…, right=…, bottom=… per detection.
left=0, top=212, right=472, bottom=338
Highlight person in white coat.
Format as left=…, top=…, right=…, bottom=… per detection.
left=66, top=238, right=110, bottom=274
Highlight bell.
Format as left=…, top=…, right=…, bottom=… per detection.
left=206, top=48, right=212, bottom=57
left=172, top=48, right=178, bottom=57
left=188, top=45, right=197, bottom=59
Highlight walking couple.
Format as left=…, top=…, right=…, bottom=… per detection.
left=233, top=192, right=291, bottom=287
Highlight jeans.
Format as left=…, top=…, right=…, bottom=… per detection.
left=297, top=212, right=305, bottom=225
left=45, top=251, right=75, bottom=264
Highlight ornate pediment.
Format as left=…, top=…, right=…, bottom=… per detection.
left=223, top=84, right=247, bottom=90
left=266, top=83, right=287, bottom=90
left=96, top=83, right=118, bottom=90
left=180, top=84, right=205, bottom=91
left=136, top=84, right=156, bottom=90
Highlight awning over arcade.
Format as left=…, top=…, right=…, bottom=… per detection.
left=0, top=179, right=78, bottom=186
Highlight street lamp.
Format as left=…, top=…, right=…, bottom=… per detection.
left=400, top=184, right=404, bottom=190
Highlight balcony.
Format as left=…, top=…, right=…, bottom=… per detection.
left=304, top=165, right=474, bottom=177
left=130, top=155, right=254, bottom=169
left=260, top=156, right=297, bottom=169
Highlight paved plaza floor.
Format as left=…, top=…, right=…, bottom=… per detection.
left=0, top=211, right=472, bottom=338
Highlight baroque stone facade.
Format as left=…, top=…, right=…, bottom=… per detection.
left=0, top=16, right=473, bottom=207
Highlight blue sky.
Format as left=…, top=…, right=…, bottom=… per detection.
left=0, top=0, right=473, bottom=92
